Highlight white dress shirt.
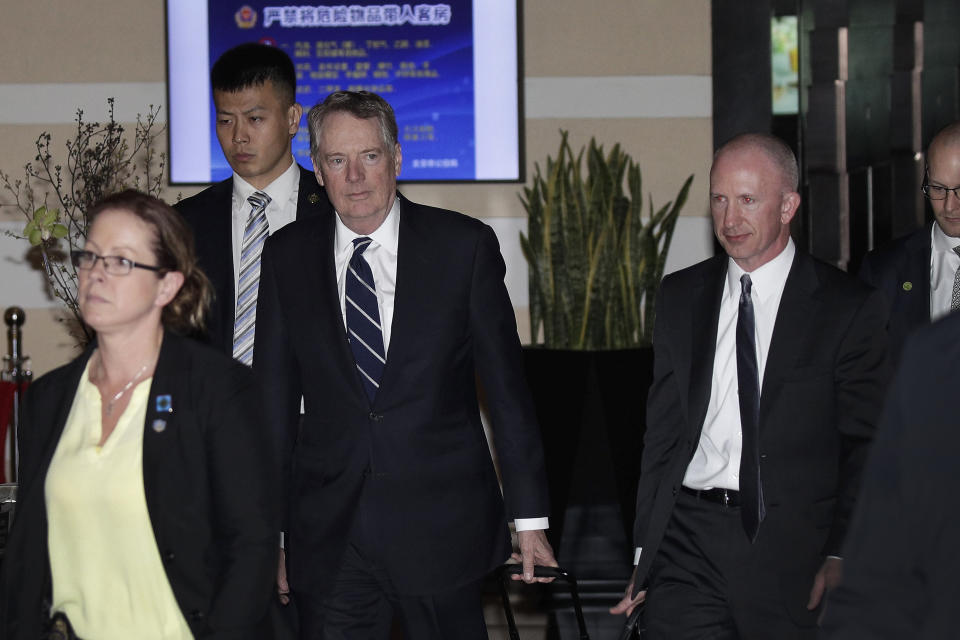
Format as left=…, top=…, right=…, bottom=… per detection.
left=332, top=196, right=548, bottom=532
left=635, top=240, right=795, bottom=565
left=928, top=222, right=960, bottom=321
left=230, top=158, right=301, bottom=289
left=683, top=239, right=796, bottom=491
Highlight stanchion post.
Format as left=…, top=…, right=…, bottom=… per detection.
left=3, top=307, right=32, bottom=483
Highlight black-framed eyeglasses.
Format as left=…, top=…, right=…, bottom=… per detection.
left=922, top=183, right=960, bottom=201
left=70, top=250, right=162, bottom=276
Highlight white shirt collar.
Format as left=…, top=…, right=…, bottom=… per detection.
left=334, top=196, right=401, bottom=257
left=231, top=157, right=299, bottom=208
left=931, top=220, right=960, bottom=255
left=725, top=238, right=796, bottom=303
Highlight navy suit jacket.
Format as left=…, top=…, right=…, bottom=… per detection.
left=0, top=332, right=279, bottom=639
left=632, top=250, right=889, bottom=623
left=253, top=194, right=550, bottom=597
left=857, top=223, right=931, bottom=365
left=175, top=165, right=333, bottom=354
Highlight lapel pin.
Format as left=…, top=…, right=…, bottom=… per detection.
left=155, top=395, right=173, bottom=413
left=151, top=419, right=167, bottom=433
left=902, top=281, right=913, bottom=291
left=308, top=193, right=320, bottom=204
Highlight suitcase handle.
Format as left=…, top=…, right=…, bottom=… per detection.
left=495, top=564, right=589, bottom=640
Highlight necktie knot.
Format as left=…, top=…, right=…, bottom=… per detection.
left=740, top=273, right=753, bottom=298
left=248, top=191, right=271, bottom=212
left=352, top=236, right=373, bottom=256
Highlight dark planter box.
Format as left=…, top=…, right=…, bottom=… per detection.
left=523, top=347, right=654, bottom=580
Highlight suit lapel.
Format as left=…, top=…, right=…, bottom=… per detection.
left=141, top=332, right=183, bottom=523
left=376, top=195, right=428, bottom=402
left=759, top=251, right=818, bottom=421
left=905, top=223, right=932, bottom=322
left=687, top=256, right=726, bottom=435
left=295, top=165, right=332, bottom=221
left=199, top=179, right=237, bottom=355
left=31, top=350, right=93, bottom=489
left=310, top=210, right=364, bottom=396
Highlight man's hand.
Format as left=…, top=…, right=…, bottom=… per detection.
left=807, top=556, right=842, bottom=619
left=609, top=579, right=646, bottom=617
left=277, top=548, right=291, bottom=605
left=510, top=529, right=558, bottom=583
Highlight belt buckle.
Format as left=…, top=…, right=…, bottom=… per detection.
left=720, top=489, right=731, bottom=507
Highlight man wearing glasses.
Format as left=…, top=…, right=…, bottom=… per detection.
left=859, top=120, right=960, bottom=364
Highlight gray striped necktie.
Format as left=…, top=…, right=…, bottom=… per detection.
left=952, top=246, right=960, bottom=311
left=233, top=191, right=271, bottom=365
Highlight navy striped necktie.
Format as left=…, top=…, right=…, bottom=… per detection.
left=346, top=237, right=386, bottom=401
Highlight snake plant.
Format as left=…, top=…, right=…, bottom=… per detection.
left=520, top=131, right=694, bottom=349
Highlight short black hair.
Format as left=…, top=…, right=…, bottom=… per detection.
left=210, top=43, right=297, bottom=106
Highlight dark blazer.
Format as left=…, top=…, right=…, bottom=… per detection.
left=857, top=222, right=932, bottom=365
left=0, top=332, right=280, bottom=640
left=632, top=250, right=889, bottom=622
left=821, top=312, right=960, bottom=639
left=175, top=165, right=333, bottom=354
left=253, top=194, right=550, bottom=597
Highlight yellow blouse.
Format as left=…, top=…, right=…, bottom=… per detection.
left=45, top=359, right=193, bottom=639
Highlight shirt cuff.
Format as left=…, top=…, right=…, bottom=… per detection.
left=514, top=517, right=549, bottom=531
left=634, top=547, right=642, bottom=565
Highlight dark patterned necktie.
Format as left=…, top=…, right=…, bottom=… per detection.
left=232, top=191, right=271, bottom=365
left=346, top=237, right=386, bottom=402
left=737, top=274, right=765, bottom=542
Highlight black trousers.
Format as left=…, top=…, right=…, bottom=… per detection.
left=643, top=490, right=819, bottom=640
left=293, top=482, right=488, bottom=640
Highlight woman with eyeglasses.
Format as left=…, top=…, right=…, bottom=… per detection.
left=0, top=190, right=279, bottom=639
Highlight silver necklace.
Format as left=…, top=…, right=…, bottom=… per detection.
left=97, top=358, right=151, bottom=417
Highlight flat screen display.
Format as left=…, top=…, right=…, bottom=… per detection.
left=166, top=1, right=521, bottom=184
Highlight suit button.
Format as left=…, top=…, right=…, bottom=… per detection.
left=760, top=453, right=767, bottom=460
left=368, top=412, right=383, bottom=422
left=189, top=609, right=204, bottom=621
left=672, top=486, right=678, bottom=496
left=164, top=550, right=175, bottom=562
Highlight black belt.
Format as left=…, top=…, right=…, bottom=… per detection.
left=681, top=485, right=742, bottom=507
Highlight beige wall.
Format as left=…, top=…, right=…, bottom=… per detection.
left=0, top=0, right=712, bottom=377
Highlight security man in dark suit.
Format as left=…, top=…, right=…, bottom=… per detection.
left=859, top=120, right=960, bottom=364
left=175, top=43, right=333, bottom=357
left=611, top=134, right=889, bottom=638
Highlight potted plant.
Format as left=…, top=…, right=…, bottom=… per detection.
left=1, top=99, right=166, bottom=347
left=519, top=130, right=693, bottom=582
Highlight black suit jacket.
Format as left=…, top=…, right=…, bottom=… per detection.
left=821, top=312, right=960, bottom=639
left=175, top=165, right=333, bottom=354
left=0, top=332, right=280, bottom=639
left=253, top=195, right=549, bottom=597
left=632, top=250, right=889, bottom=621
left=857, top=223, right=931, bottom=365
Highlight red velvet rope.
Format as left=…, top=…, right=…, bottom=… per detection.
left=0, top=381, right=27, bottom=484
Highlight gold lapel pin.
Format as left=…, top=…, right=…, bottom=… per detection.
left=308, top=193, right=320, bottom=204
left=902, top=281, right=913, bottom=291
